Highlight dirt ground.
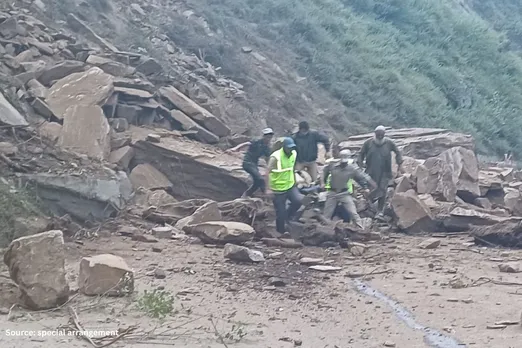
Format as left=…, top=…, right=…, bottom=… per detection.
left=0, top=232, right=521, bottom=348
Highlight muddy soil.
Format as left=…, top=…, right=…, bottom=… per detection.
left=0, top=233, right=521, bottom=348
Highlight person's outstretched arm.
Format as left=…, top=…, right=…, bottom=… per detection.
left=228, top=142, right=251, bottom=152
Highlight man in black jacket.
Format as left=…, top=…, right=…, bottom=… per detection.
left=292, top=121, right=331, bottom=182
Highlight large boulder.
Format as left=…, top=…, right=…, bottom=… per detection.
left=391, top=190, right=436, bottom=233
left=417, top=147, right=480, bottom=202
left=472, top=221, right=522, bottom=248
left=38, top=60, right=85, bottom=86
left=504, top=188, right=522, bottom=216
left=46, top=67, right=114, bottom=120
left=217, top=198, right=264, bottom=224
left=169, top=110, right=219, bottom=144
left=444, top=207, right=522, bottom=232
left=0, top=91, right=29, bottom=126
left=58, top=105, right=111, bottom=160
left=20, top=172, right=132, bottom=221
left=339, top=128, right=475, bottom=159
left=479, top=170, right=504, bottom=197
left=158, top=86, right=230, bottom=137
left=175, top=201, right=222, bottom=231
left=132, top=138, right=248, bottom=201
left=78, top=254, right=134, bottom=296
left=184, top=221, right=255, bottom=244
left=129, top=163, right=173, bottom=191
left=133, top=188, right=178, bottom=207
left=3, top=230, right=69, bottom=310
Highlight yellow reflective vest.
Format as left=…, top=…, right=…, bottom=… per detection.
left=269, top=148, right=297, bottom=192
left=324, top=159, right=354, bottom=194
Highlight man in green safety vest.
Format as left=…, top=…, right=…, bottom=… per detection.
left=322, top=149, right=376, bottom=228
left=266, top=137, right=302, bottom=235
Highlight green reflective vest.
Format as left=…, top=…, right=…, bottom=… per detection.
left=325, top=174, right=354, bottom=194
left=269, top=148, right=297, bottom=192
left=324, top=159, right=354, bottom=193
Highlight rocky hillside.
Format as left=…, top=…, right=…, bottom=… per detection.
left=4, top=0, right=522, bottom=156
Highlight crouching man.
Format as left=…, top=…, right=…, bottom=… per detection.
left=321, top=150, right=376, bottom=228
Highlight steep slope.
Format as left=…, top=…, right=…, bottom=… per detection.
left=10, top=0, right=522, bottom=155
left=39, top=0, right=353, bottom=141
left=184, top=0, right=522, bottom=156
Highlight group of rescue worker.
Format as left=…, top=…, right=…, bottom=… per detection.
left=229, top=122, right=403, bottom=235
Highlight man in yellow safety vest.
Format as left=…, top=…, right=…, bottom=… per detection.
left=322, top=149, right=376, bottom=228
left=266, top=137, right=302, bottom=235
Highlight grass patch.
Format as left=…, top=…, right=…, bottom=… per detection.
left=177, top=0, right=522, bottom=155
left=0, top=183, right=45, bottom=247
left=137, top=289, right=175, bottom=319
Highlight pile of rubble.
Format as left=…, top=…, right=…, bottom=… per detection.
left=342, top=128, right=522, bottom=246
left=0, top=7, right=261, bottom=220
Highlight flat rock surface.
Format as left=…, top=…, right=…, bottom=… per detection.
left=132, top=136, right=248, bottom=201
left=0, top=91, right=29, bottom=126
left=339, top=128, right=475, bottom=159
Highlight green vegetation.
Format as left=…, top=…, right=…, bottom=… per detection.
left=197, top=0, right=522, bottom=155
left=0, top=184, right=45, bottom=247
left=220, top=324, right=248, bottom=343
left=137, top=289, right=174, bottom=319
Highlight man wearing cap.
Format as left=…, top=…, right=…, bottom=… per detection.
left=229, top=128, right=275, bottom=198
left=266, top=137, right=302, bottom=235
left=292, top=121, right=331, bottom=182
left=322, top=150, right=376, bottom=228
left=357, top=126, right=403, bottom=219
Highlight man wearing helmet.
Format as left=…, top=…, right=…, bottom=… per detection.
left=322, top=149, right=376, bottom=228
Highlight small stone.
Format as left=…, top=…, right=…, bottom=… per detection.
left=418, top=238, right=441, bottom=249
left=0, top=142, right=18, bottom=156
left=154, top=268, right=166, bottom=279
left=461, top=298, right=473, bottom=304
left=308, top=265, right=342, bottom=272
left=447, top=298, right=459, bottom=302
left=495, top=320, right=519, bottom=326
left=268, top=252, right=283, bottom=259
left=117, top=226, right=140, bottom=237
left=269, top=277, right=286, bottom=287
left=0, top=307, right=9, bottom=315
left=299, top=257, right=323, bottom=265
left=403, top=274, right=416, bottom=280
left=294, top=339, right=302, bottom=347
left=498, top=262, right=522, bottom=273
left=146, top=134, right=161, bottom=143
left=131, top=234, right=158, bottom=243
left=383, top=341, right=396, bottom=347
left=151, top=226, right=173, bottom=239
left=241, top=46, right=253, bottom=53
left=226, top=285, right=239, bottom=292
left=224, top=244, right=265, bottom=263
left=350, top=245, right=366, bottom=256
left=152, top=247, right=163, bottom=253
left=486, top=324, right=507, bottom=329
